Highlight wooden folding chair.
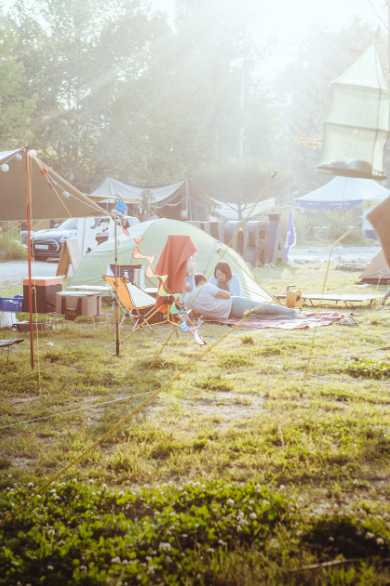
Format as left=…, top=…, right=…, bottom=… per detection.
left=103, top=276, right=178, bottom=330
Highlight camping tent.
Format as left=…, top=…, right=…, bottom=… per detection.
left=295, top=176, right=390, bottom=209
left=360, top=250, right=390, bottom=284
left=319, top=46, right=390, bottom=180
left=90, top=177, right=185, bottom=208
left=70, top=218, right=272, bottom=302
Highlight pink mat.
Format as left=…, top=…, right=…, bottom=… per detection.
left=211, top=311, right=345, bottom=330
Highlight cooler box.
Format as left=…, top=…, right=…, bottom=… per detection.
left=56, top=291, right=101, bottom=320
left=23, top=277, right=64, bottom=313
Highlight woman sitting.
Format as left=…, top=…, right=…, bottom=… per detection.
left=209, top=261, right=241, bottom=296
left=184, top=273, right=298, bottom=320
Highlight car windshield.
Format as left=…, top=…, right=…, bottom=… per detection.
left=58, top=219, right=78, bottom=230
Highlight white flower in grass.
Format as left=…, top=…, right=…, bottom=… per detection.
left=111, top=556, right=121, bottom=564
left=226, top=498, right=235, bottom=507
left=377, top=537, right=384, bottom=546
left=159, top=542, right=172, bottom=552
left=249, top=512, right=257, bottom=520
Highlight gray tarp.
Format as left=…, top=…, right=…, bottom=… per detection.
left=90, top=176, right=184, bottom=207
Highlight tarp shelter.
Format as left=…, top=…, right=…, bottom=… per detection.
left=0, top=149, right=103, bottom=220
left=70, top=218, right=272, bottom=302
left=90, top=177, right=185, bottom=208
left=295, top=176, right=390, bottom=209
left=212, top=198, right=276, bottom=220
left=360, top=250, right=390, bottom=284
left=0, top=147, right=105, bottom=369
left=319, top=46, right=390, bottom=180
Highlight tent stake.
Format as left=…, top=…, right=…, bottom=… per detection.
left=25, top=147, right=35, bottom=369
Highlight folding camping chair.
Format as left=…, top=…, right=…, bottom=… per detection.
left=104, top=275, right=179, bottom=330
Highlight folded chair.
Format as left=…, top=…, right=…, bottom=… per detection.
left=104, top=276, right=178, bottom=330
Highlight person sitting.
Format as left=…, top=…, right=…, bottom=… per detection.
left=184, top=273, right=298, bottom=320
left=209, top=261, right=241, bottom=296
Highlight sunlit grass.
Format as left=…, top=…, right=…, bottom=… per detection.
left=0, top=264, right=389, bottom=583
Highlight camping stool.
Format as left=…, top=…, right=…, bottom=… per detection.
left=0, top=338, right=24, bottom=361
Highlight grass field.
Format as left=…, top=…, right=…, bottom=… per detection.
left=1, top=262, right=390, bottom=585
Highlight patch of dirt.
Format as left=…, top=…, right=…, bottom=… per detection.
left=12, top=456, right=36, bottom=469
left=148, top=392, right=264, bottom=430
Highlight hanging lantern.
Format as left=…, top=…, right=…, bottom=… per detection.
left=318, top=46, right=390, bottom=181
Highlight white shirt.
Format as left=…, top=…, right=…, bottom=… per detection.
left=183, top=283, right=232, bottom=320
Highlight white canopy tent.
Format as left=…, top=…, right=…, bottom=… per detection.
left=295, top=176, right=390, bottom=209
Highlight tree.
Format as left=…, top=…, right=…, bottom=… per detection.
left=8, top=0, right=168, bottom=189
left=0, top=20, right=35, bottom=148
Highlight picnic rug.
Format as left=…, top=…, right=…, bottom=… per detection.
left=213, top=311, right=347, bottom=330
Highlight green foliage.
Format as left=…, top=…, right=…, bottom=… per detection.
left=217, top=353, right=253, bottom=368
left=197, top=375, right=233, bottom=392
left=345, top=359, right=390, bottom=380
left=0, top=480, right=289, bottom=585
left=0, top=21, right=35, bottom=146
left=240, top=335, right=255, bottom=346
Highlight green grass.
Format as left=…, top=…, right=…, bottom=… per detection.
left=0, top=263, right=389, bottom=584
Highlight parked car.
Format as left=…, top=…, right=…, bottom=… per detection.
left=32, top=215, right=138, bottom=261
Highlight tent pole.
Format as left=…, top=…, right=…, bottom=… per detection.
left=25, top=147, right=35, bottom=369
left=114, top=216, right=120, bottom=357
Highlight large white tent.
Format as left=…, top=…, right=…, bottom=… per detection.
left=319, top=46, right=390, bottom=180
